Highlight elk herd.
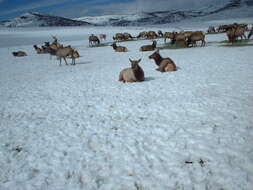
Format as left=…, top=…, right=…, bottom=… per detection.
left=11, top=22, right=253, bottom=83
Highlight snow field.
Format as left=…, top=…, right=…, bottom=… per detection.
left=0, top=25, right=253, bottom=190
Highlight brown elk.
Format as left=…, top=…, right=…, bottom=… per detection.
left=164, top=32, right=175, bottom=43
left=149, top=49, right=176, bottom=72
left=187, top=31, right=205, bottom=47
left=33, top=45, right=48, bottom=54
left=111, top=43, right=128, bottom=52
left=217, top=25, right=229, bottom=33
left=146, top=31, right=158, bottom=39
left=119, top=59, right=144, bottom=83
left=226, top=26, right=246, bottom=43
left=89, top=34, right=100, bottom=46
left=12, top=51, right=27, bottom=57
left=113, top=33, right=125, bottom=41
left=207, top=26, right=216, bottom=33
left=123, top=33, right=133, bottom=40
left=56, top=46, right=79, bottom=66
left=170, top=32, right=187, bottom=47
left=137, top=31, right=148, bottom=39
left=139, top=41, right=157, bottom=51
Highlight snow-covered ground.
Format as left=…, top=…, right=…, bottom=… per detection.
left=0, top=19, right=253, bottom=190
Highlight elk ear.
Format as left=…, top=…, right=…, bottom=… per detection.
left=129, top=58, right=133, bottom=63
left=137, top=58, right=142, bottom=63
left=156, top=49, right=159, bottom=53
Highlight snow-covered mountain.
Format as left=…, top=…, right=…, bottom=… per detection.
left=77, top=0, right=253, bottom=26
left=0, top=12, right=92, bottom=27
left=1, top=0, right=252, bottom=27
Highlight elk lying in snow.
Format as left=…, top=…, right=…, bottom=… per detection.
left=99, top=34, right=106, bottom=41
left=56, top=46, right=79, bottom=66
left=113, top=33, right=133, bottom=41
left=111, top=42, right=128, bottom=52
left=89, top=34, right=100, bottom=46
left=33, top=45, right=48, bottom=54
left=139, top=41, right=157, bottom=51
left=149, top=49, right=176, bottom=72
left=12, top=51, right=27, bottom=57
left=137, top=31, right=147, bottom=39
left=146, top=31, right=158, bottom=39
left=119, top=59, right=144, bottom=83
left=187, top=31, right=206, bottom=47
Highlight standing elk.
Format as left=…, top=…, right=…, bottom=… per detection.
left=137, top=31, right=148, bottom=39
left=158, top=30, right=163, bottom=37
left=119, top=59, right=144, bottom=83
left=33, top=45, right=48, bottom=54
left=113, top=33, right=125, bottom=41
left=187, top=31, right=205, bottom=47
left=226, top=26, right=246, bottom=43
left=146, top=31, right=158, bottom=39
left=149, top=49, right=176, bottom=72
left=164, top=32, right=175, bottom=43
left=207, top=26, right=216, bottom=33
left=139, top=41, right=157, bottom=51
left=89, top=34, right=100, bottom=46
left=248, top=28, right=253, bottom=39
left=123, top=33, right=134, bottom=40
left=56, top=46, right=79, bottom=66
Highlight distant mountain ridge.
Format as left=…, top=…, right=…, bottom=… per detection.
left=77, top=0, right=253, bottom=26
left=0, top=0, right=252, bottom=27
left=0, top=12, right=92, bottom=27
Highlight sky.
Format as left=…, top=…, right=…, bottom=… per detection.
left=0, top=0, right=230, bottom=21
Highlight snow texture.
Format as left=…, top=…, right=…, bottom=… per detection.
left=0, top=18, right=253, bottom=190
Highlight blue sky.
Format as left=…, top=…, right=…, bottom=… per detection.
left=0, top=0, right=228, bottom=21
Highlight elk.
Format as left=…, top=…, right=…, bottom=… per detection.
left=158, top=30, right=163, bottom=37
left=146, top=31, right=158, bottom=39
left=217, top=24, right=229, bottom=33
left=149, top=49, right=176, bottom=72
left=207, top=26, right=216, bottom=33
left=137, top=31, right=148, bottom=39
left=169, top=32, right=188, bottom=47
left=33, top=45, right=48, bottom=54
left=123, top=33, right=134, bottom=40
left=139, top=41, right=157, bottom=51
left=226, top=26, right=246, bottom=43
left=113, top=33, right=125, bottom=41
left=248, top=29, right=253, bottom=39
left=164, top=32, right=175, bottom=43
left=56, top=46, right=79, bottom=66
left=99, top=34, right=106, bottom=41
left=12, top=51, right=27, bottom=57
left=111, top=42, right=128, bottom=52
left=119, top=58, right=144, bottom=83
left=187, top=31, right=205, bottom=47
left=89, top=34, right=100, bottom=46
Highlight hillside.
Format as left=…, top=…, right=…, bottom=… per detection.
left=0, top=12, right=92, bottom=27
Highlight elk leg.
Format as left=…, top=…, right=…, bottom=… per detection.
left=64, top=57, right=68, bottom=65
